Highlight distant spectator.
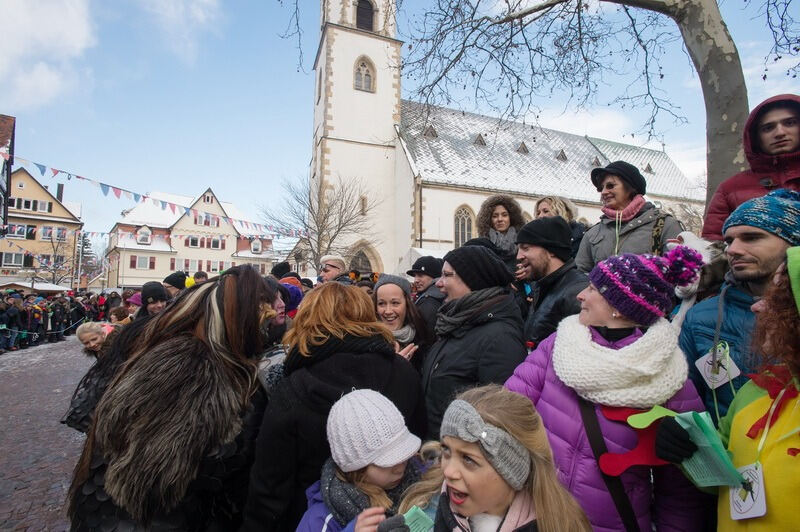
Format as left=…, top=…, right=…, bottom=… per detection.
left=535, top=195, right=588, bottom=258
left=126, top=292, right=141, bottom=316
left=355, top=280, right=374, bottom=296
left=317, top=255, right=350, bottom=284
left=300, top=278, right=314, bottom=293
left=270, top=261, right=291, bottom=279
left=137, top=282, right=169, bottom=318
left=406, top=256, right=444, bottom=334
left=163, top=271, right=189, bottom=297
left=109, top=306, right=131, bottom=325
left=193, top=271, right=209, bottom=283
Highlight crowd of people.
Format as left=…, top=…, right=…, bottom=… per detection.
left=56, top=93, right=799, bottom=531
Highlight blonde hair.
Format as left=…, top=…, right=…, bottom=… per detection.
left=336, top=467, right=394, bottom=509
left=397, top=442, right=443, bottom=514
left=76, top=321, right=104, bottom=339
left=398, top=385, right=590, bottom=532
left=535, top=196, right=577, bottom=222
left=284, top=282, right=393, bottom=357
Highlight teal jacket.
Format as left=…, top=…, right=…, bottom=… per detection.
left=679, top=282, right=755, bottom=423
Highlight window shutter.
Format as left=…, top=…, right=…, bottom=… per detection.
left=23, top=255, right=33, bottom=267
left=185, top=237, right=190, bottom=246
left=207, top=260, right=211, bottom=271
left=48, top=201, right=53, bottom=212
left=200, top=237, right=205, bottom=248
left=218, top=261, right=224, bottom=271
left=130, top=255, right=137, bottom=268
left=198, top=260, right=203, bottom=272
left=26, top=225, right=36, bottom=240
left=149, top=257, right=156, bottom=270
left=170, top=258, right=175, bottom=271
left=221, top=238, right=225, bottom=250
left=184, top=259, right=190, bottom=270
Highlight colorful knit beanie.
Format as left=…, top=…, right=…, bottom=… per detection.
left=588, top=246, right=704, bottom=325
left=722, top=189, right=800, bottom=245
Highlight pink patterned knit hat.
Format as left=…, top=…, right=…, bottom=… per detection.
left=588, top=245, right=704, bottom=326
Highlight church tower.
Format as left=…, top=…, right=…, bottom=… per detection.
left=310, top=0, right=403, bottom=273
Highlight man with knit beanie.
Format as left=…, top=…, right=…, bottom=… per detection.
left=407, top=256, right=445, bottom=334
left=421, top=245, right=526, bottom=438
left=681, top=188, right=800, bottom=423
left=516, top=216, right=588, bottom=347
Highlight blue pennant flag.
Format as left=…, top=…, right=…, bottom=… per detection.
left=100, top=184, right=110, bottom=196
left=133, top=193, right=141, bottom=203
left=34, top=163, right=46, bottom=176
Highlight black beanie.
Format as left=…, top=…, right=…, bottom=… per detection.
left=516, top=217, right=573, bottom=262
left=590, top=160, right=647, bottom=195
left=270, top=261, right=291, bottom=279
left=163, top=271, right=187, bottom=290
left=141, top=281, right=168, bottom=304
left=443, top=246, right=513, bottom=291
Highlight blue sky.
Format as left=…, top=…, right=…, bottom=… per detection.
left=2, top=0, right=795, bottom=248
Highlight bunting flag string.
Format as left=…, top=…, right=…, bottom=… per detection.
left=12, top=156, right=310, bottom=239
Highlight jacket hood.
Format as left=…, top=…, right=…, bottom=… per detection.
left=286, top=336, right=398, bottom=414
left=447, top=292, right=523, bottom=338
left=743, top=93, right=800, bottom=172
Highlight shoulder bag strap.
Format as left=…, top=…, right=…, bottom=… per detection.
left=577, top=397, right=641, bottom=532
left=650, top=213, right=667, bottom=256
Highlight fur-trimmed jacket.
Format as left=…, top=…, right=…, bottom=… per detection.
left=69, top=334, right=267, bottom=531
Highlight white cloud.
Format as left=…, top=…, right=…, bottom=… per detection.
left=740, top=47, right=799, bottom=105
left=536, top=107, right=636, bottom=144
left=0, top=0, right=95, bottom=110
left=135, top=0, right=221, bottom=63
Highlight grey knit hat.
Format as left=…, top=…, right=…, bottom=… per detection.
left=374, top=274, right=412, bottom=298
left=327, top=389, right=421, bottom=473
left=440, top=399, right=531, bottom=490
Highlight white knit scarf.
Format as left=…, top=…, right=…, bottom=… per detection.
left=552, top=315, right=688, bottom=408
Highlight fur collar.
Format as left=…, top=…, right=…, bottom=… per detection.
left=87, top=334, right=252, bottom=523
left=552, top=315, right=688, bottom=408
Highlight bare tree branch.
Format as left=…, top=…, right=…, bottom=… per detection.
left=260, top=176, right=381, bottom=270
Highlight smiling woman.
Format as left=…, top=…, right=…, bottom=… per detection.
left=575, top=160, right=683, bottom=272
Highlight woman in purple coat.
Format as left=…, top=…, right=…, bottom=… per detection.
left=506, top=246, right=714, bottom=531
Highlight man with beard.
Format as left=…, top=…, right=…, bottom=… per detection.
left=515, top=216, right=588, bottom=348
left=406, top=255, right=444, bottom=334
left=681, top=189, right=800, bottom=423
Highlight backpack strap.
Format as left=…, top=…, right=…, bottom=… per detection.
left=578, top=397, right=640, bottom=532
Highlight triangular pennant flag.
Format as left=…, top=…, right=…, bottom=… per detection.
left=169, top=203, right=176, bottom=214
left=34, top=163, right=46, bottom=175
left=112, top=187, right=122, bottom=199
left=184, top=207, right=191, bottom=215
left=123, top=191, right=133, bottom=200
left=160, top=201, right=167, bottom=210
left=51, top=168, right=61, bottom=177
left=0, top=152, right=9, bottom=161
left=100, top=184, right=110, bottom=196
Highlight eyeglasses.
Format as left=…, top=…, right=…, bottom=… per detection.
left=320, top=263, right=341, bottom=273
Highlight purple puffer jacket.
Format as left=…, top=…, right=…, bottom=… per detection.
left=505, top=328, right=714, bottom=532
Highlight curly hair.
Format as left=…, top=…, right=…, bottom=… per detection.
left=753, top=265, right=800, bottom=375
left=476, top=194, right=525, bottom=236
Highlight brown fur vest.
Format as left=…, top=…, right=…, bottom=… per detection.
left=70, top=333, right=254, bottom=524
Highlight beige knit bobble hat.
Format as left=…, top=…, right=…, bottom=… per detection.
left=326, top=389, right=421, bottom=473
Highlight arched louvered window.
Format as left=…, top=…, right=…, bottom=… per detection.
left=454, top=207, right=473, bottom=248
left=356, top=0, right=374, bottom=31
left=354, top=59, right=374, bottom=92
left=350, top=250, right=372, bottom=274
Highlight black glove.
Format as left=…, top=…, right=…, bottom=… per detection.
left=655, top=417, right=697, bottom=463
left=377, top=514, right=409, bottom=532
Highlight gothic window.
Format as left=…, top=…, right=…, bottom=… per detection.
left=354, top=59, right=374, bottom=92
left=350, top=250, right=372, bottom=273
left=356, top=0, right=374, bottom=31
left=454, top=206, right=474, bottom=248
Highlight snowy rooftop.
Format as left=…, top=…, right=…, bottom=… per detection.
left=399, top=100, right=703, bottom=203
left=116, top=190, right=258, bottom=234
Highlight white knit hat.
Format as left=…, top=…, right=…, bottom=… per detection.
left=326, top=389, right=421, bottom=473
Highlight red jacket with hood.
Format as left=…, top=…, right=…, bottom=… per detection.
left=702, top=93, right=800, bottom=240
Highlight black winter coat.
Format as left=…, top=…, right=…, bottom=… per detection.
left=414, top=282, right=445, bottom=335
left=421, top=292, right=526, bottom=439
left=240, top=334, right=426, bottom=532
left=523, top=260, right=588, bottom=347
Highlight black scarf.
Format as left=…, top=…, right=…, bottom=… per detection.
left=434, top=287, right=506, bottom=337
left=320, top=458, right=421, bottom=526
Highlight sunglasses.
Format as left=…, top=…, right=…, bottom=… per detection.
left=320, top=263, right=341, bottom=272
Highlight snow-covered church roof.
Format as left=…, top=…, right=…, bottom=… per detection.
left=399, top=100, right=704, bottom=202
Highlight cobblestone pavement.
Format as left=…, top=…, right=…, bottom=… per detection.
left=0, top=337, right=93, bottom=531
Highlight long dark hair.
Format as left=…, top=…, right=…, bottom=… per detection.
left=372, top=284, right=432, bottom=347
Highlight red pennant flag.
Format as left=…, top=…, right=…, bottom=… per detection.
left=112, top=187, right=122, bottom=198
left=0, top=152, right=9, bottom=161
left=169, top=203, right=176, bottom=214
left=51, top=168, right=61, bottom=177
